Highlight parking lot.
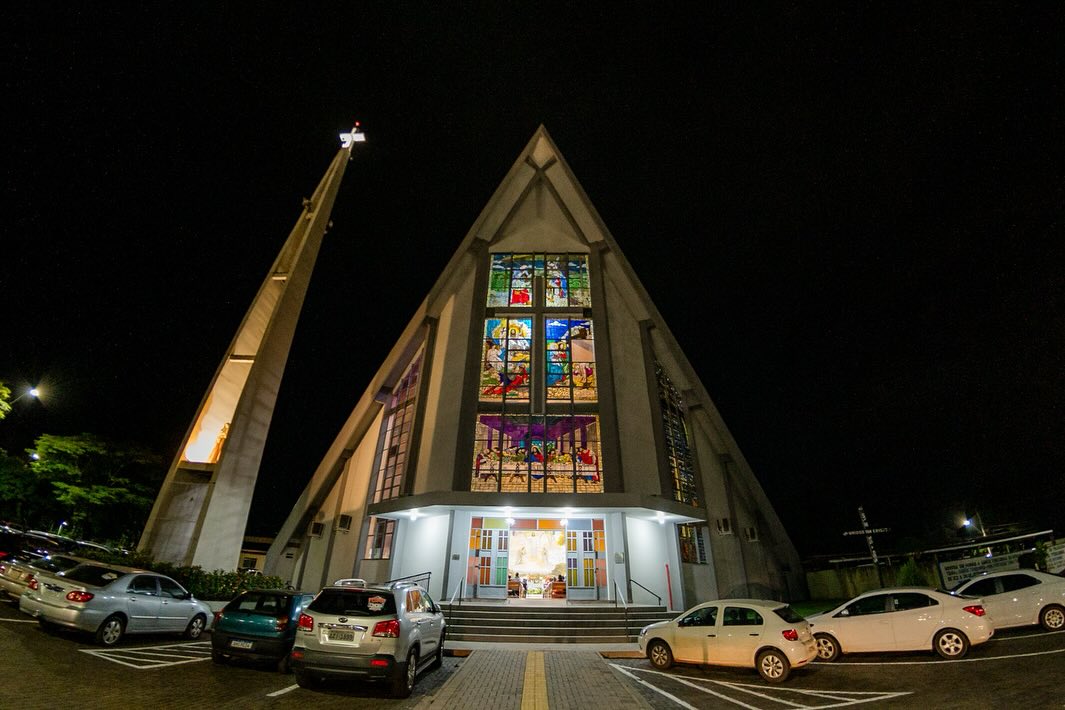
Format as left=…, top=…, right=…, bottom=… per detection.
left=1, top=595, right=1063, bottom=709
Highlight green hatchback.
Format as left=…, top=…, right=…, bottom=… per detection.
left=211, top=589, right=315, bottom=672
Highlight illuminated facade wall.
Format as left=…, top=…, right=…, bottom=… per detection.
left=265, top=128, right=804, bottom=607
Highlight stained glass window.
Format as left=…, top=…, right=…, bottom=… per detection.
left=471, top=414, right=603, bottom=493
left=546, top=318, right=596, bottom=402
left=487, top=253, right=590, bottom=308
left=475, top=252, right=599, bottom=493
left=370, top=349, right=423, bottom=504
left=479, top=318, right=532, bottom=402
left=655, top=361, right=699, bottom=507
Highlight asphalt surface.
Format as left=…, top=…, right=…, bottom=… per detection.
left=2, top=595, right=1063, bottom=709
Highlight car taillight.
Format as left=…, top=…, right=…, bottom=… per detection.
left=370, top=658, right=390, bottom=668
left=781, top=629, right=799, bottom=641
left=963, top=605, right=986, bottom=617
left=275, top=616, right=289, bottom=631
left=213, top=611, right=224, bottom=626
left=297, top=613, right=314, bottom=631
left=372, top=619, right=400, bottom=638
left=28, top=578, right=38, bottom=591
left=66, top=590, right=94, bottom=603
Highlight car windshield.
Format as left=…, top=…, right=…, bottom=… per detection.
left=63, top=564, right=125, bottom=586
left=773, top=605, right=805, bottom=623
left=309, top=589, right=397, bottom=617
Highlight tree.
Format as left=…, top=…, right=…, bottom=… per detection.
left=28, top=434, right=164, bottom=543
left=0, top=448, right=39, bottom=525
left=0, top=382, right=11, bottom=421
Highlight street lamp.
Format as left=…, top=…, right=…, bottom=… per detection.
left=10, top=387, right=40, bottom=404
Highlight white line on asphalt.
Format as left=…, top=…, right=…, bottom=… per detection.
left=819, top=647, right=1065, bottom=665
left=0, top=617, right=37, bottom=623
left=615, top=664, right=913, bottom=709
left=266, top=685, right=298, bottom=697
left=610, top=663, right=702, bottom=710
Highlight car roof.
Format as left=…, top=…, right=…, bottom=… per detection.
left=697, top=598, right=788, bottom=609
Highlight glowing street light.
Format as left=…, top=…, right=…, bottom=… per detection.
left=10, top=387, right=40, bottom=404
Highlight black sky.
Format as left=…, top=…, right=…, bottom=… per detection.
left=3, top=4, right=1063, bottom=557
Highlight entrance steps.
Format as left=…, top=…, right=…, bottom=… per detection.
left=440, top=600, right=676, bottom=643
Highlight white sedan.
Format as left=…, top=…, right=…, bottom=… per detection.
left=808, top=587, right=993, bottom=661
left=638, top=598, right=816, bottom=683
left=951, top=569, right=1065, bottom=631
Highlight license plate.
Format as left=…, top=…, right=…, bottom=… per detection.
left=230, top=639, right=253, bottom=649
left=328, top=630, right=356, bottom=642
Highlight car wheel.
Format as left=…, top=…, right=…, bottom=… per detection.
left=933, top=628, right=969, bottom=659
left=211, top=648, right=227, bottom=665
left=756, top=648, right=791, bottom=683
left=95, top=614, right=125, bottom=646
left=428, top=642, right=444, bottom=671
left=647, top=640, right=674, bottom=670
left=184, top=614, right=206, bottom=639
left=1039, top=604, right=1065, bottom=631
left=814, top=633, right=840, bottom=662
left=294, top=670, right=320, bottom=688
left=391, top=648, right=417, bottom=698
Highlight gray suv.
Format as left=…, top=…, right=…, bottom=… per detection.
left=290, top=579, right=445, bottom=697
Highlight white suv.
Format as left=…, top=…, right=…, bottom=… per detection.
left=290, top=580, right=445, bottom=697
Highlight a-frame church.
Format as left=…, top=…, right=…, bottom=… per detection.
left=263, top=126, right=803, bottom=609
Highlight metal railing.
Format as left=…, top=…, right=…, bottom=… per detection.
left=613, top=580, right=630, bottom=639
left=385, top=571, right=431, bottom=591
left=630, top=578, right=662, bottom=606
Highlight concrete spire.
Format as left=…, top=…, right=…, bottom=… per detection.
left=139, top=127, right=363, bottom=570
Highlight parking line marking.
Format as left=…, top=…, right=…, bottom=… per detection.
left=0, top=617, right=37, bottom=623
left=611, top=664, right=913, bottom=709
left=818, top=647, right=1065, bottom=666
left=266, top=685, right=298, bottom=697
left=79, top=641, right=212, bottom=669
left=610, top=664, right=703, bottom=710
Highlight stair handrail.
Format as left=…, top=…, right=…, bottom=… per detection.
left=384, top=571, right=431, bottom=591
left=449, top=578, right=465, bottom=606
left=614, top=580, right=631, bottom=641
left=630, top=578, right=662, bottom=606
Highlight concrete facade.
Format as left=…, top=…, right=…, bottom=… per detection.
left=264, top=127, right=803, bottom=609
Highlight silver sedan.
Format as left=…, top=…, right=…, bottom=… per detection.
left=19, top=562, right=212, bottom=646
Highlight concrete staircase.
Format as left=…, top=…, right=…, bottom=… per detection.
left=440, top=600, right=677, bottom=644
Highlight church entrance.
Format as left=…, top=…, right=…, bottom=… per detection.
left=508, top=529, right=566, bottom=598
left=467, top=515, right=608, bottom=600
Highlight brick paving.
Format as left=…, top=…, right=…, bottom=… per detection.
left=414, top=648, right=653, bottom=710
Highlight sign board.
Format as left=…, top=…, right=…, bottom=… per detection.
left=938, top=540, right=1065, bottom=587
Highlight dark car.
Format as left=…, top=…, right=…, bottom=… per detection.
left=212, top=589, right=316, bottom=672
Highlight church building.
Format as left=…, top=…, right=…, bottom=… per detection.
left=263, top=127, right=803, bottom=609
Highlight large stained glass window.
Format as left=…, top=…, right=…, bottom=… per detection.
left=475, top=252, right=600, bottom=493
left=471, top=414, right=602, bottom=493
left=487, top=254, right=591, bottom=308
left=655, top=361, right=699, bottom=507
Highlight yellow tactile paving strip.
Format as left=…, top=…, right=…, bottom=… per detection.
left=520, top=651, right=549, bottom=710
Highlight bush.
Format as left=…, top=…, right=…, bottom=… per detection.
left=73, top=546, right=287, bottom=600
left=895, top=557, right=929, bottom=587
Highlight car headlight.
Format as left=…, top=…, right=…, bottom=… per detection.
left=639, top=627, right=647, bottom=637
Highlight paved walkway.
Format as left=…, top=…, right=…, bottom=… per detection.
left=414, top=645, right=653, bottom=710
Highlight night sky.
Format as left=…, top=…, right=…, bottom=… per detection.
left=4, top=5, right=1063, bottom=558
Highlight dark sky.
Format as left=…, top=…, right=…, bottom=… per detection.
left=3, top=4, right=1063, bottom=558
